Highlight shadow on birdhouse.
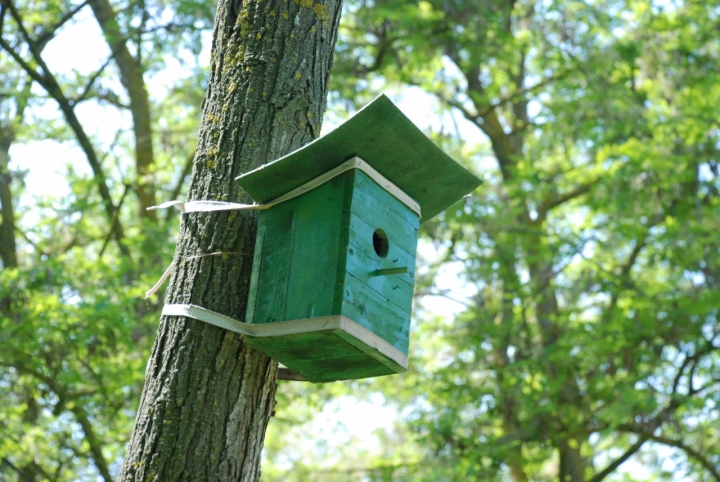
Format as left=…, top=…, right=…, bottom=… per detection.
left=235, top=94, right=481, bottom=383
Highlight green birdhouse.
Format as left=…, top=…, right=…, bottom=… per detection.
left=235, top=94, right=481, bottom=383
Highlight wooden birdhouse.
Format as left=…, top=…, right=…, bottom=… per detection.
left=235, top=94, right=481, bottom=382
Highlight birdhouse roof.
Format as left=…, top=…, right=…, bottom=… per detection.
left=235, top=94, right=482, bottom=222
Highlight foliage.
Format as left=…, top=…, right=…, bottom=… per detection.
left=266, top=0, right=720, bottom=480
left=0, top=0, right=210, bottom=479
left=1, top=0, right=719, bottom=480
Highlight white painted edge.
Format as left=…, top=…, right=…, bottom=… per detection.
left=348, top=157, right=421, bottom=218
left=162, top=303, right=408, bottom=369
left=263, top=156, right=421, bottom=217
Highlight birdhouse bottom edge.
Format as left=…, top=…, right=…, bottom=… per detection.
left=243, top=315, right=408, bottom=383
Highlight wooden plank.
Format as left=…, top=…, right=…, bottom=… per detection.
left=245, top=328, right=404, bottom=382
left=345, top=207, right=419, bottom=268
left=247, top=333, right=377, bottom=382
left=338, top=273, right=410, bottom=354
left=250, top=200, right=297, bottom=324
left=347, top=169, right=421, bottom=232
left=332, top=329, right=407, bottom=373
left=337, top=171, right=419, bottom=313
left=291, top=357, right=396, bottom=382
left=259, top=158, right=421, bottom=217
left=284, top=175, right=347, bottom=320
left=246, top=331, right=351, bottom=359
left=340, top=245, right=413, bottom=313
left=372, top=267, right=408, bottom=276
left=249, top=314, right=408, bottom=367
left=244, top=209, right=267, bottom=324
left=168, top=306, right=410, bottom=373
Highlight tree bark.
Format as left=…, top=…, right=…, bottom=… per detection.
left=118, top=0, right=342, bottom=480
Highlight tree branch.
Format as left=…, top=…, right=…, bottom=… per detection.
left=72, top=52, right=116, bottom=105
left=1, top=457, right=38, bottom=482
left=589, top=435, right=649, bottom=482
left=671, top=339, right=719, bottom=400
left=168, top=149, right=196, bottom=202
left=163, top=148, right=196, bottom=223
left=481, top=71, right=569, bottom=119
left=0, top=0, right=131, bottom=258
left=99, top=182, right=130, bottom=258
left=9, top=363, right=113, bottom=482
left=649, top=434, right=720, bottom=480
left=35, top=0, right=90, bottom=50
left=67, top=403, right=113, bottom=482
left=537, top=178, right=600, bottom=220
left=0, top=35, right=48, bottom=89
left=89, top=0, right=157, bottom=218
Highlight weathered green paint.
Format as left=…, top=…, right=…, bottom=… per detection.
left=285, top=176, right=345, bottom=320
left=341, top=242, right=414, bottom=312
left=246, top=200, right=297, bottom=324
left=341, top=211, right=417, bottom=288
left=247, top=174, right=348, bottom=324
left=235, top=94, right=483, bottom=223
left=245, top=168, right=419, bottom=381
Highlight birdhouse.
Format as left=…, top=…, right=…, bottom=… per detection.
left=235, top=94, right=481, bottom=382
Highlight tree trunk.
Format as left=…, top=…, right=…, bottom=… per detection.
left=0, top=137, right=18, bottom=269
left=118, top=0, right=342, bottom=480
left=558, top=438, right=586, bottom=482
left=0, top=74, right=35, bottom=270
left=88, top=0, right=157, bottom=221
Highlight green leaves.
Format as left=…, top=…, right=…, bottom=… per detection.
left=0, top=0, right=210, bottom=478
left=259, top=0, right=720, bottom=480
left=0, top=254, right=154, bottom=480
left=2, top=0, right=719, bottom=479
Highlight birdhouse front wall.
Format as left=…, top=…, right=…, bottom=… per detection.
left=336, top=170, right=419, bottom=353
left=245, top=168, right=420, bottom=355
